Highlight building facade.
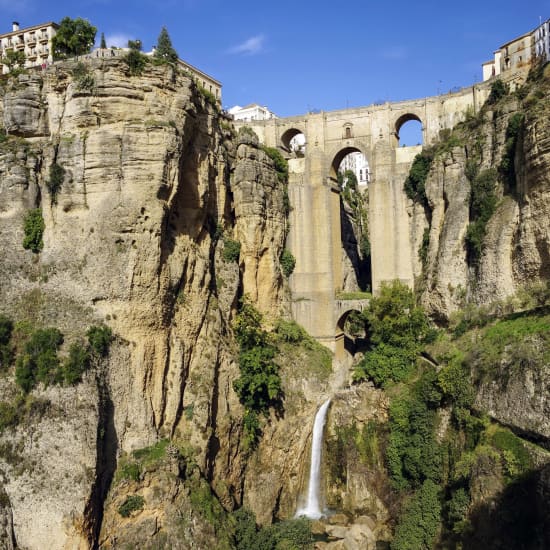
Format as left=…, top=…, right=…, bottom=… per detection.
left=483, top=17, right=550, bottom=82
left=534, top=17, right=550, bottom=62
left=0, top=21, right=58, bottom=74
left=228, top=103, right=277, bottom=121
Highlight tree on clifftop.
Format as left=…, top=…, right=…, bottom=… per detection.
left=153, top=26, right=178, bottom=64
left=52, top=17, right=97, bottom=59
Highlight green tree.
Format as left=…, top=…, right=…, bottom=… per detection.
left=124, top=40, right=148, bottom=76
left=1, top=49, right=26, bottom=74
left=52, top=17, right=97, bottom=59
left=154, top=26, right=178, bottom=64
left=354, top=280, right=435, bottom=386
left=391, top=479, right=442, bottom=550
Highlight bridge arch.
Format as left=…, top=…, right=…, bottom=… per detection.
left=394, top=113, right=424, bottom=147
left=335, top=308, right=367, bottom=357
left=329, top=145, right=370, bottom=181
left=280, top=127, right=306, bottom=154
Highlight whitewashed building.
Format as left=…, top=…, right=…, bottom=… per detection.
left=228, top=103, right=277, bottom=121
left=534, top=17, right=550, bottom=62
left=0, top=21, right=58, bottom=74
left=339, top=152, right=369, bottom=188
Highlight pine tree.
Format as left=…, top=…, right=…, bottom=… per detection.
left=154, top=26, right=178, bottom=64
left=100, top=32, right=106, bottom=49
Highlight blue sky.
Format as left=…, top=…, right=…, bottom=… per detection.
left=2, top=0, right=549, bottom=120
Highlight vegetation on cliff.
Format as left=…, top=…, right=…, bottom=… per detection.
left=349, top=281, right=549, bottom=549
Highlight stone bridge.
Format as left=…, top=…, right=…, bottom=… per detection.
left=240, top=82, right=491, bottom=357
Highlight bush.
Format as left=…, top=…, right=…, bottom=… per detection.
left=222, top=238, right=241, bottom=262
left=15, top=327, right=63, bottom=392
left=233, top=299, right=282, bottom=448
left=117, top=495, right=144, bottom=517
left=354, top=280, right=435, bottom=386
left=499, top=113, right=524, bottom=191
left=387, top=375, right=443, bottom=490
left=464, top=168, right=498, bottom=265
left=124, top=43, right=148, bottom=76
left=280, top=249, right=296, bottom=277
left=404, top=150, right=434, bottom=207
left=274, top=319, right=306, bottom=343
left=46, top=163, right=65, bottom=204
left=22, top=209, right=45, bottom=253
left=262, top=146, right=289, bottom=184
left=87, top=325, right=113, bottom=357
left=486, top=79, right=508, bottom=105
left=391, top=479, right=442, bottom=550
left=62, top=341, right=90, bottom=384
left=0, top=315, right=13, bottom=369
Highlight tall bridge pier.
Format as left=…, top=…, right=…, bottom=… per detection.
left=240, top=84, right=491, bottom=356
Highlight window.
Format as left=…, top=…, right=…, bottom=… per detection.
left=345, top=126, right=352, bottom=138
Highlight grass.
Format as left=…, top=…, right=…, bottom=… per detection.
left=335, top=290, right=372, bottom=300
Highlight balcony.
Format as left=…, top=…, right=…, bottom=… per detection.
left=26, top=36, right=37, bottom=46
left=39, top=34, right=49, bottom=44
left=27, top=51, right=37, bottom=61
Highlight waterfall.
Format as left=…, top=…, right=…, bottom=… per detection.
left=296, top=398, right=331, bottom=519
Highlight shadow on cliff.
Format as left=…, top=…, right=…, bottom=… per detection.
left=458, top=464, right=550, bottom=550
left=83, top=369, right=118, bottom=549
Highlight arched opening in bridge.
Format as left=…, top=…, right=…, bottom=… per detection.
left=395, top=114, right=423, bottom=147
left=281, top=128, right=306, bottom=157
left=331, top=147, right=371, bottom=293
left=336, top=309, right=367, bottom=355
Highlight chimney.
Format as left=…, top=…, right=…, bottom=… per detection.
left=12, top=21, right=20, bottom=32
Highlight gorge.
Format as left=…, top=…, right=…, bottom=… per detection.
left=0, top=52, right=548, bottom=550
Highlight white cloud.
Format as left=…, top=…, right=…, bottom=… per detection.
left=104, top=33, right=132, bottom=48
left=228, top=34, right=265, bottom=55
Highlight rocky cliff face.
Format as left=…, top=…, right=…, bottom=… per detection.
left=412, top=68, right=550, bottom=319
left=0, top=58, right=297, bottom=548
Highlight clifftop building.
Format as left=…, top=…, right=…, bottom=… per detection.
left=0, top=21, right=58, bottom=74
left=229, top=103, right=277, bottom=121
left=483, top=17, right=549, bottom=83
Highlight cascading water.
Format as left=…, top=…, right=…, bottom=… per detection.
left=295, top=398, right=331, bottom=519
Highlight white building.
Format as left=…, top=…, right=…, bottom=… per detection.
left=534, top=17, right=550, bottom=62
left=0, top=21, right=58, bottom=74
left=482, top=17, right=550, bottom=82
left=339, top=152, right=369, bottom=188
left=228, top=103, right=277, bottom=121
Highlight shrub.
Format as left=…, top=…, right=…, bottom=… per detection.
left=222, top=238, right=241, bottom=262
left=354, top=280, right=435, bottom=386
left=46, top=163, right=65, bottom=204
left=262, top=146, right=289, bottom=183
left=280, top=249, right=296, bottom=277
left=486, top=79, right=508, bottom=105
left=419, top=227, right=430, bottom=267
left=22, top=209, right=45, bottom=253
left=124, top=42, right=148, bottom=76
left=464, top=168, right=498, bottom=265
left=233, top=507, right=258, bottom=550
left=117, top=495, right=144, bottom=517
left=237, top=126, right=259, bottom=145
left=391, top=479, right=442, bottom=550
left=499, top=113, right=524, bottom=191
left=15, top=327, right=63, bottom=392
left=87, top=325, right=113, bottom=357
left=274, top=319, right=306, bottom=343
left=404, top=150, right=434, bottom=207
left=0, top=315, right=13, bottom=369
left=62, top=341, right=90, bottom=384
left=233, top=299, right=282, bottom=448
